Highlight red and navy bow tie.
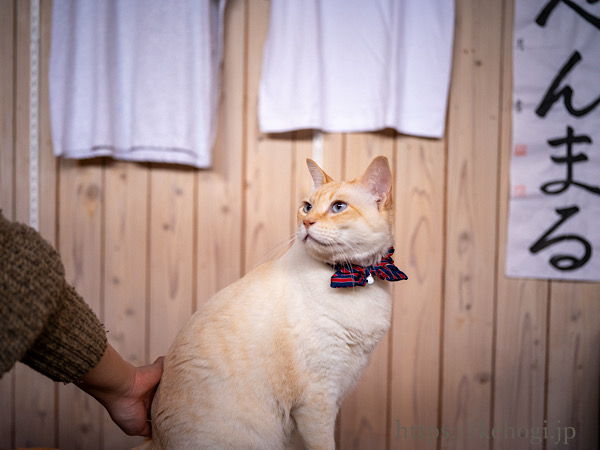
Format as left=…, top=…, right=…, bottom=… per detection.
left=330, top=248, right=408, bottom=288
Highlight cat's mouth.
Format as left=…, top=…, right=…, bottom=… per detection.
left=303, top=230, right=327, bottom=246
left=303, top=232, right=320, bottom=244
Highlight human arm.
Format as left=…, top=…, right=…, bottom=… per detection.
left=0, top=211, right=106, bottom=380
left=0, top=211, right=162, bottom=436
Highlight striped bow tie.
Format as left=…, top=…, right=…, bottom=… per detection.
left=330, top=248, right=408, bottom=288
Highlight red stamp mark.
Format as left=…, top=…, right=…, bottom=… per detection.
left=513, top=185, right=527, bottom=197
left=514, top=144, right=527, bottom=157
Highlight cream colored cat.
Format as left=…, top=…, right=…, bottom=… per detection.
left=145, top=156, right=407, bottom=449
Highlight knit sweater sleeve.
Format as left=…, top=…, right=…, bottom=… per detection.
left=0, top=212, right=107, bottom=383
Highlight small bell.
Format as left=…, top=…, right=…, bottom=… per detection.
left=366, top=274, right=374, bottom=285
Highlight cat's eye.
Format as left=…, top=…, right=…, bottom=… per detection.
left=302, top=202, right=312, bottom=213
left=331, top=201, right=347, bottom=213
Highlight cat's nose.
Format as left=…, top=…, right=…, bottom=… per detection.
left=303, top=217, right=316, bottom=230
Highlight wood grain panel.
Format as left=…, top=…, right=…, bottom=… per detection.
left=196, top=0, right=245, bottom=305
left=0, top=371, right=14, bottom=448
left=441, top=0, right=504, bottom=447
left=493, top=281, right=548, bottom=448
left=322, top=133, right=345, bottom=182
left=390, top=137, right=445, bottom=449
left=244, top=0, right=294, bottom=272
left=103, top=162, right=148, bottom=366
left=0, top=0, right=15, bottom=216
left=14, top=366, right=56, bottom=448
left=338, top=132, right=394, bottom=449
left=13, top=0, right=30, bottom=224
left=57, top=159, right=104, bottom=450
left=102, top=161, right=149, bottom=449
left=546, top=282, right=600, bottom=449
left=0, top=1, right=16, bottom=445
left=148, top=167, right=195, bottom=361
left=243, top=132, right=294, bottom=272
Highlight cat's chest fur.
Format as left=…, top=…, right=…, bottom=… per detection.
left=283, top=241, right=392, bottom=353
left=278, top=242, right=393, bottom=400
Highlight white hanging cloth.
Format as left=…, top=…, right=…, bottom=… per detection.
left=49, top=0, right=226, bottom=168
left=258, top=0, right=455, bottom=138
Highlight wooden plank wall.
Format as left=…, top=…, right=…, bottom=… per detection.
left=1, top=0, right=598, bottom=449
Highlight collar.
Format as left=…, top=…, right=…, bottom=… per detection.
left=329, top=248, right=408, bottom=288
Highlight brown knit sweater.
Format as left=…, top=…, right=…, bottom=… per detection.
left=0, top=211, right=107, bottom=382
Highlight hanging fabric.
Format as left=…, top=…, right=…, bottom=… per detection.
left=258, top=0, right=454, bottom=139
left=49, top=0, right=226, bottom=168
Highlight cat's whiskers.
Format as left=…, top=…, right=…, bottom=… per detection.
left=256, top=233, right=298, bottom=266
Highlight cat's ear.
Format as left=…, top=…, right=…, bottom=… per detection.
left=306, top=159, right=334, bottom=190
left=358, top=156, right=393, bottom=209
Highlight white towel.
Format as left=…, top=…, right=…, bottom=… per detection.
left=258, top=0, right=454, bottom=138
left=49, top=0, right=226, bottom=168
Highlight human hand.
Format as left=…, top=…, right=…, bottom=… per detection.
left=103, top=356, right=165, bottom=436
left=76, top=344, right=164, bottom=436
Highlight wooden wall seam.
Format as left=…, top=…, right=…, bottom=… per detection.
left=542, top=283, right=552, bottom=438
left=145, top=165, right=151, bottom=366
left=489, top=0, right=512, bottom=439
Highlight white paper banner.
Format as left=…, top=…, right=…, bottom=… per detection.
left=507, top=0, right=600, bottom=281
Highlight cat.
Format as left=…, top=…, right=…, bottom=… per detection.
left=143, top=156, right=407, bottom=449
